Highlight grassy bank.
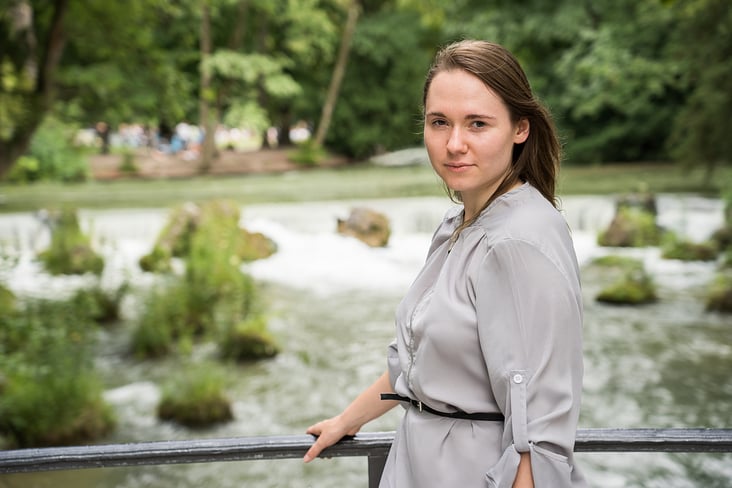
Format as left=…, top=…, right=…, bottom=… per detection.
left=0, top=161, right=728, bottom=213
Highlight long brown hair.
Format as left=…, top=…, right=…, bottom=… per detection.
left=423, top=40, right=561, bottom=231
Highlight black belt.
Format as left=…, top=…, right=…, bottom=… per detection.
left=381, top=393, right=504, bottom=422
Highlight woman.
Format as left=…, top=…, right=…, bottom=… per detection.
left=304, top=40, right=587, bottom=487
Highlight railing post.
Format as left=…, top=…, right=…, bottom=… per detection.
left=367, top=453, right=387, bottom=488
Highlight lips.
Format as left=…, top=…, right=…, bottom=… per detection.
left=445, top=162, right=472, bottom=171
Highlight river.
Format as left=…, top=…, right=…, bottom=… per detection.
left=0, top=194, right=730, bottom=487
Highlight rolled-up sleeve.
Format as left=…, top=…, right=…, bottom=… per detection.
left=474, top=239, right=584, bottom=487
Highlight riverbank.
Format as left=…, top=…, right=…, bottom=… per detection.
left=1, top=152, right=729, bottom=214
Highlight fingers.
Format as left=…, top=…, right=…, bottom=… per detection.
left=303, top=418, right=350, bottom=463
left=303, top=436, right=326, bottom=463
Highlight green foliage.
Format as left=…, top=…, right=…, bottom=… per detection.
left=133, top=200, right=278, bottom=359
left=37, top=208, right=104, bottom=275
left=288, top=139, right=326, bottom=166
left=322, top=8, right=431, bottom=158
left=5, top=117, right=90, bottom=183
left=157, top=362, right=233, bottom=427
left=131, top=281, right=188, bottom=358
left=0, top=283, right=14, bottom=313
left=666, top=0, right=732, bottom=178
left=70, top=283, right=129, bottom=324
left=118, top=149, right=139, bottom=175
left=0, top=298, right=115, bottom=447
left=139, top=245, right=173, bottom=273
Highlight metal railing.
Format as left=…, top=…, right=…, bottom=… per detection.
left=1, top=429, right=731, bottom=487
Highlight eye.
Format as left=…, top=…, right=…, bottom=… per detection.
left=470, top=120, right=487, bottom=129
left=429, top=118, right=448, bottom=128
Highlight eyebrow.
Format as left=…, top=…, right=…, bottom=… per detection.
left=425, top=111, right=497, bottom=120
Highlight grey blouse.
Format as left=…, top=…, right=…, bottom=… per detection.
left=381, top=183, right=587, bottom=487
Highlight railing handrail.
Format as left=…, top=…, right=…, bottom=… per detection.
left=1, top=428, right=731, bottom=475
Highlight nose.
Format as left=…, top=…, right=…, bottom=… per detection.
left=446, top=127, right=467, bottom=153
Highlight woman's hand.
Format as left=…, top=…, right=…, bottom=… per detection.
left=303, top=414, right=359, bottom=463
left=303, top=371, right=397, bottom=463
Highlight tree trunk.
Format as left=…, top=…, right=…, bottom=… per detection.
left=0, top=0, right=69, bottom=178
left=198, top=2, right=217, bottom=173
left=313, top=1, right=360, bottom=148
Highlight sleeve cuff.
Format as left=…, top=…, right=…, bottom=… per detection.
left=484, top=443, right=573, bottom=488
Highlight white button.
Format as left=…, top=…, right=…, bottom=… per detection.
left=512, top=374, right=523, bottom=384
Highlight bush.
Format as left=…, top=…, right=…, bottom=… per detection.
left=288, top=140, right=325, bottom=167
left=131, top=282, right=188, bottom=358
left=133, top=200, right=279, bottom=359
left=157, top=362, right=233, bottom=427
left=71, top=283, right=129, bottom=324
left=38, top=208, right=104, bottom=275
left=5, top=117, right=90, bottom=183
left=0, top=298, right=115, bottom=447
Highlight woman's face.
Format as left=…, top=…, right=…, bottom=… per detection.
left=423, top=69, right=528, bottom=218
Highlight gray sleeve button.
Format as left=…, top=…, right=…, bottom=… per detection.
left=512, top=373, right=523, bottom=384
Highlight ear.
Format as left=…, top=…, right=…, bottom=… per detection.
left=513, top=118, right=529, bottom=144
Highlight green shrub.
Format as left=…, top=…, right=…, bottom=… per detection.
left=131, top=282, right=188, bottom=358
left=0, top=284, right=14, bottom=316
left=157, top=362, right=233, bottom=427
left=38, top=208, right=104, bottom=275
left=288, top=140, right=325, bottom=167
left=134, top=200, right=278, bottom=359
left=118, top=149, right=139, bottom=175
left=0, top=298, right=115, bottom=447
left=5, top=117, right=89, bottom=183
left=70, top=283, right=129, bottom=324
left=139, top=245, right=173, bottom=273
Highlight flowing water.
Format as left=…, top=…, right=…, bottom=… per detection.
left=0, top=195, right=730, bottom=487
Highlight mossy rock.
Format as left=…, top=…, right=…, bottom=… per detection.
left=598, top=207, right=662, bottom=247
left=711, top=225, right=732, bottom=252
left=219, top=316, right=280, bottom=361
left=140, top=200, right=277, bottom=272
left=706, top=273, right=732, bottom=313
left=238, top=229, right=277, bottom=261
left=596, top=270, right=657, bottom=305
left=591, top=256, right=657, bottom=305
left=157, top=366, right=233, bottom=428
left=662, top=237, right=718, bottom=261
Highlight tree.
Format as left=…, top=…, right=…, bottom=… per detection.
left=313, top=0, right=360, bottom=147
left=667, top=0, right=732, bottom=182
left=0, top=0, right=70, bottom=178
left=319, top=2, right=435, bottom=158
